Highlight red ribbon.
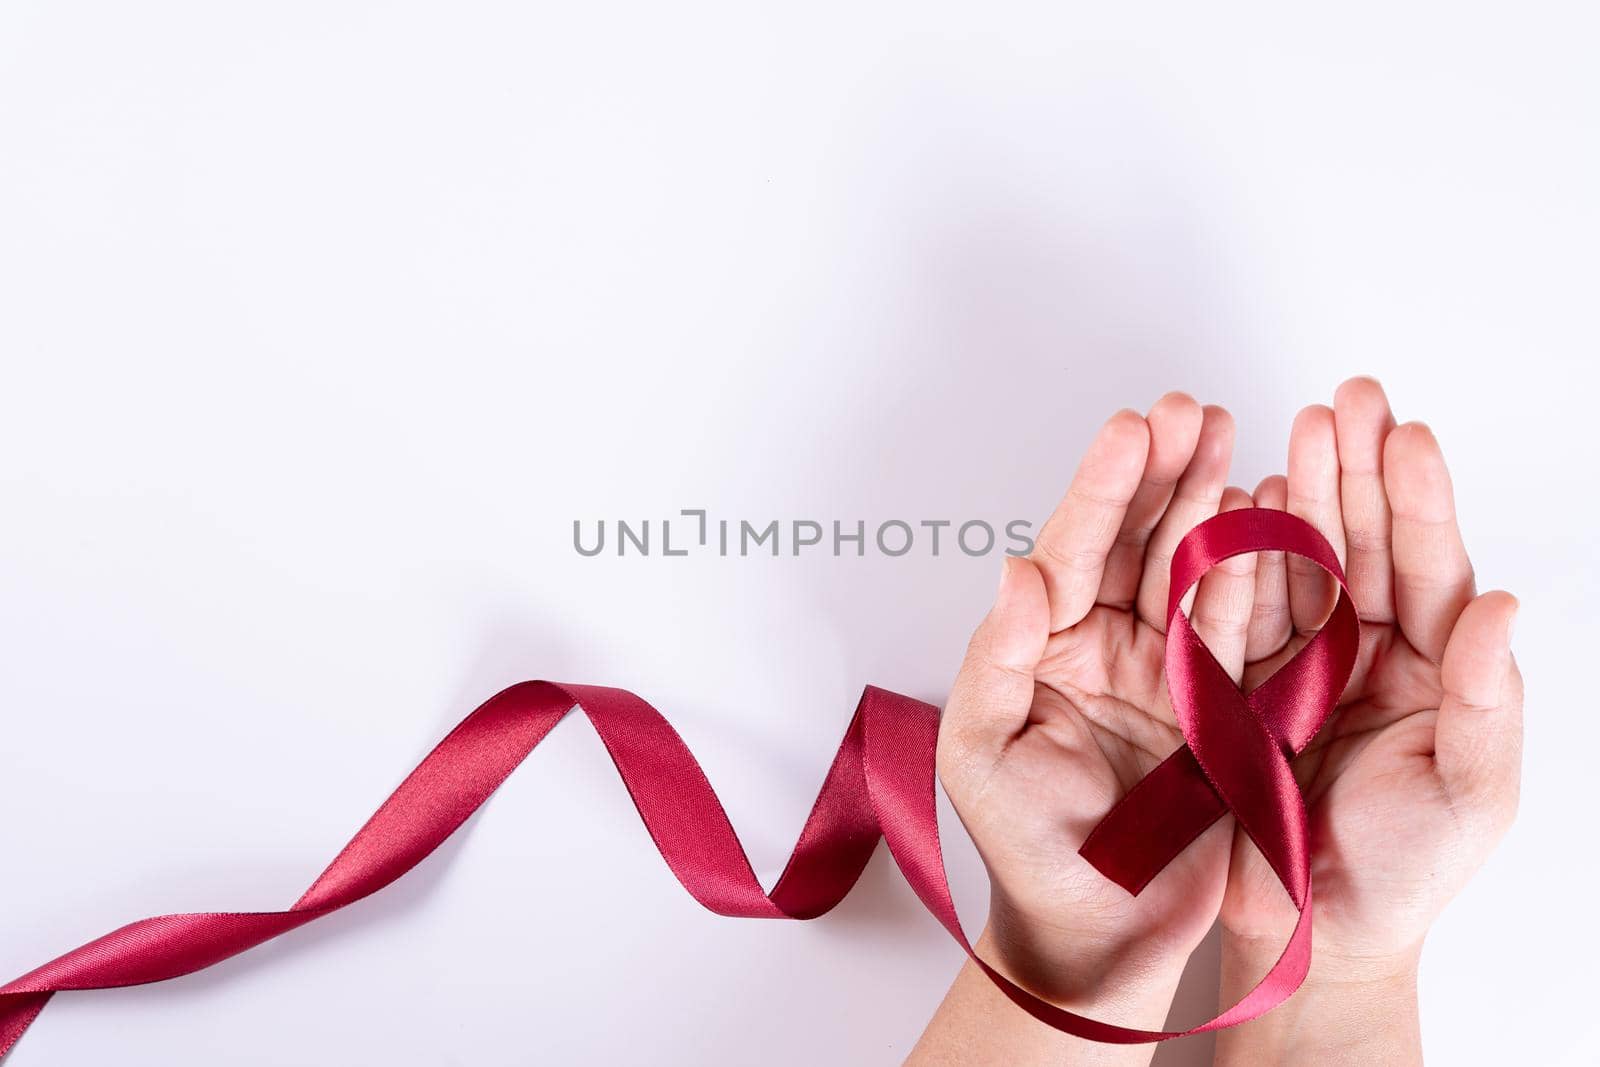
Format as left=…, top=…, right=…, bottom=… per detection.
left=0, top=507, right=1355, bottom=1055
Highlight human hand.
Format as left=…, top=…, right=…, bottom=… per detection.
left=1215, top=377, right=1522, bottom=1064
left=913, top=394, right=1255, bottom=1065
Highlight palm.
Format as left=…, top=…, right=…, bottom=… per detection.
left=1219, top=380, right=1521, bottom=965
left=990, top=607, right=1228, bottom=956
left=1225, top=623, right=1456, bottom=954
left=937, top=395, right=1249, bottom=1000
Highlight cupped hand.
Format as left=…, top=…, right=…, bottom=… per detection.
left=1220, top=377, right=1523, bottom=975
left=936, top=393, right=1253, bottom=1012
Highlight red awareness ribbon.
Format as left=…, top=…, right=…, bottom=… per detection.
left=0, top=507, right=1356, bottom=1056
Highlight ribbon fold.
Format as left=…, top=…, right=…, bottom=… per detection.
left=0, top=507, right=1356, bottom=1056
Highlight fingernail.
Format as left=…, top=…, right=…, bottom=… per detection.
left=997, top=555, right=1014, bottom=595
left=1506, top=601, right=1519, bottom=645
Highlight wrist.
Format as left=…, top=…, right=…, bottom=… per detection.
left=977, top=922, right=1186, bottom=1025
left=906, top=926, right=1183, bottom=1067
left=1215, top=931, right=1422, bottom=1066
left=982, top=902, right=1191, bottom=1019
left=1223, top=926, right=1423, bottom=987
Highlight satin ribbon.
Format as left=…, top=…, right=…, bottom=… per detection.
left=0, top=507, right=1356, bottom=1056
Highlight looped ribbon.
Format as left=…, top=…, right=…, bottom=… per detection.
left=0, top=507, right=1356, bottom=1055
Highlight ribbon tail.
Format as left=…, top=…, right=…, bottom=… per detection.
left=0, top=994, right=50, bottom=1058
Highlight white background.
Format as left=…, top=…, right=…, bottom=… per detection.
left=1, top=3, right=1596, bottom=1064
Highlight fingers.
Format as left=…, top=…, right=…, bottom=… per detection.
left=941, top=557, right=1051, bottom=757
left=1384, top=421, right=1477, bottom=663
left=1187, top=487, right=1258, bottom=682
left=1246, top=475, right=1293, bottom=661
left=1332, top=377, right=1398, bottom=625
left=1135, top=405, right=1236, bottom=630
left=1434, top=591, right=1522, bottom=829
left=1098, top=392, right=1205, bottom=610
left=1286, top=404, right=1344, bottom=633
left=1031, top=410, right=1150, bottom=631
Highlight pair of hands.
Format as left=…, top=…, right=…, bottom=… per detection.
left=913, top=377, right=1522, bottom=1064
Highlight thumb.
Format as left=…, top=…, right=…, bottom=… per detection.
left=940, top=556, right=1050, bottom=767
left=1434, top=589, right=1523, bottom=829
